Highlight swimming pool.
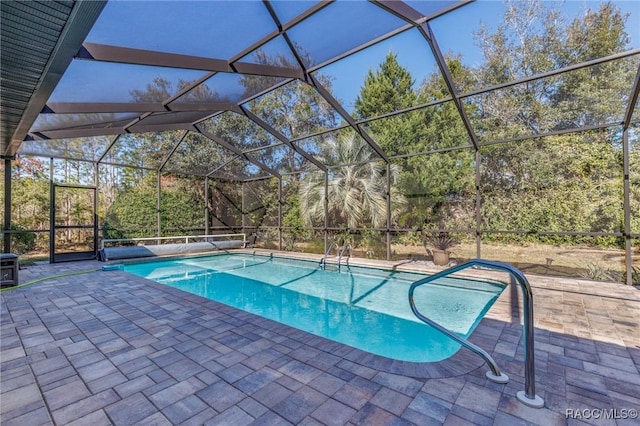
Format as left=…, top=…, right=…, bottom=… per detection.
left=123, top=254, right=505, bottom=362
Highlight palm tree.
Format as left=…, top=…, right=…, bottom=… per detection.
left=298, top=132, right=404, bottom=229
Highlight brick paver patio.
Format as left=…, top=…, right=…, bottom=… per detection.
left=1, top=252, right=638, bottom=425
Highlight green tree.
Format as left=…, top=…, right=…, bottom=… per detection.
left=103, top=176, right=157, bottom=239
left=103, top=173, right=205, bottom=239
left=353, top=51, right=475, bottom=229
left=3, top=158, right=48, bottom=253
left=552, top=3, right=634, bottom=130
left=354, top=51, right=421, bottom=156
left=399, top=57, right=476, bottom=229
left=473, top=0, right=633, bottom=137
left=474, top=0, right=632, bottom=244
left=481, top=131, right=622, bottom=244
left=281, top=191, right=310, bottom=250
left=10, top=157, right=49, bottom=230
left=160, top=175, right=205, bottom=235
left=243, top=178, right=279, bottom=229
left=245, top=49, right=338, bottom=175
left=355, top=51, right=417, bottom=117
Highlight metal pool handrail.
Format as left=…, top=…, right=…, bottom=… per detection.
left=337, top=243, right=352, bottom=270
left=408, top=259, right=544, bottom=408
left=320, top=241, right=336, bottom=268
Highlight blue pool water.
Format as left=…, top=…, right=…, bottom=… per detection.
left=123, top=254, right=505, bottom=362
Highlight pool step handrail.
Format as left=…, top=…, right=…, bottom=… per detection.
left=337, top=243, right=352, bottom=270
left=408, top=259, right=544, bottom=409
left=320, top=241, right=337, bottom=268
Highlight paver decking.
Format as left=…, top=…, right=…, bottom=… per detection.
left=1, top=254, right=638, bottom=425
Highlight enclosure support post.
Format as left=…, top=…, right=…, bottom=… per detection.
left=623, top=128, right=632, bottom=285
left=386, top=163, right=391, bottom=261
left=94, top=163, right=99, bottom=257
left=49, top=158, right=54, bottom=263
left=278, top=177, right=283, bottom=251
left=324, top=171, right=329, bottom=252
left=475, top=150, right=482, bottom=258
left=156, top=172, right=161, bottom=238
left=204, top=177, right=209, bottom=236
left=3, top=157, right=12, bottom=254
left=621, top=59, right=639, bottom=285
left=241, top=182, right=246, bottom=236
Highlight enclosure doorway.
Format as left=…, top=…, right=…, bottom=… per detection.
left=50, top=183, right=97, bottom=263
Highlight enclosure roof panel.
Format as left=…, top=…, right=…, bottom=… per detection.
left=248, top=142, right=313, bottom=175
left=170, top=72, right=288, bottom=105
left=245, top=79, right=344, bottom=140
left=48, top=60, right=210, bottom=103
left=268, top=0, right=325, bottom=25
left=316, top=28, right=442, bottom=116
left=285, top=0, right=408, bottom=68
left=101, top=130, right=185, bottom=170
left=85, top=0, right=278, bottom=60
left=405, top=1, right=460, bottom=18
left=211, top=156, right=274, bottom=181
left=163, top=131, right=239, bottom=177
left=18, top=135, right=116, bottom=162
left=199, top=111, right=280, bottom=152
left=429, top=0, right=640, bottom=93
left=2, top=0, right=639, bottom=180
left=30, top=112, right=140, bottom=133
left=237, top=35, right=301, bottom=70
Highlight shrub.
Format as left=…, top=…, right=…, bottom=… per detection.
left=4, top=224, right=36, bottom=254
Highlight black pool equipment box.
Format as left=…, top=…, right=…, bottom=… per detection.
left=0, top=253, right=19, bottom=287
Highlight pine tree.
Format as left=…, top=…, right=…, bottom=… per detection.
left=355, top=52, right=423, bottom=158
left=352, top=51, right=476, bottom=229
left=355, top=51, right=417, bottom=118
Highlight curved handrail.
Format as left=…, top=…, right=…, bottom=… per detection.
left=320, top=241, right=336, bottom=268
left=409, top=259, right=544, bottom=408
left=337, top=243, right=351, bottom=270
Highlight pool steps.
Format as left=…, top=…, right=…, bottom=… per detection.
left=319, top=241, right=336, bottom=269
left=320, top=241, right=352, bottom=271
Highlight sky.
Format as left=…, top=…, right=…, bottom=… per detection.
left=324, top=0, right=640, bottom=110
left=48, top=1, right=640, bottom=116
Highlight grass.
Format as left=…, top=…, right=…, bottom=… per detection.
left=392, top=241, right=633, bottom=281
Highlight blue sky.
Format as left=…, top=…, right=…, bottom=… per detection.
left=324, top=0, right=640, bottom=110
left=49, top=1, right=640, bottom=114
